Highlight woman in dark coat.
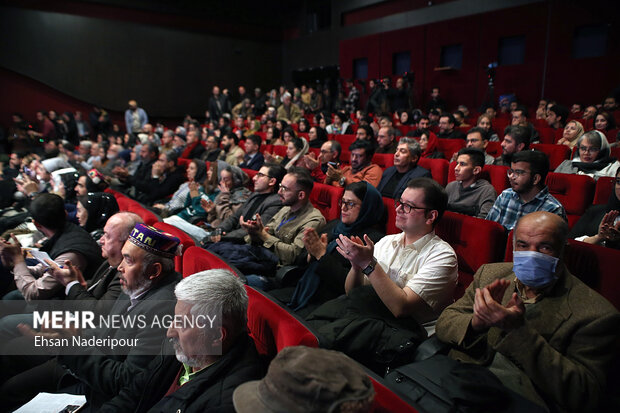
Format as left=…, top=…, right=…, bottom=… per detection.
left=284, top=181, right=385, bottom=316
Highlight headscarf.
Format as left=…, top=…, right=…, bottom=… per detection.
left=190, top=159, right=207, bottom=183
left=421, top=131, right=439, bottom=158
left=285, top=137, right=309, bottom=170
left=78, top=192, right=119, bottom=232
left=289, top=182, right=384, bottom=311
left=570, top=131, right=615, bottom=172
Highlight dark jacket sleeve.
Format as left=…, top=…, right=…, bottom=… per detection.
left=66, top=273, right=122, bottom=316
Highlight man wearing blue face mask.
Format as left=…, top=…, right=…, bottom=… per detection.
left=436, top=211, right=620, bottom=412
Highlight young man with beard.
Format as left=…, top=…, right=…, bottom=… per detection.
left=221, top=133, right=245, bottom=167
left=487, top=150, right=565, bottom=230
left=325, top=139, right=382, bottom=188
left=493, top=125, right=530, bottom=166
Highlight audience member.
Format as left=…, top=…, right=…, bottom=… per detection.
left=418, top=129, right=444, bottom=159
left=303, top=140, right=341, bottom=183
left=436, top=211, right=620, bottom=412
left=124, top=99, right=148, bottom=136
left=445, top=148, right=497, bottom=218
left=554, top=130, right=619, bottom=180
left=556, top=119, right=584, bottom=149
left=152, top=158, right=208, bottom=217
left=494, top=125, right=530, bottom=166
left=377, top=137, right=431, bottom=199
left=476, top=113, right=499, bottom=142
left=463, top=127, right=495, bottom=165
left=239, top=134, right=264, bottom=170
left=76, top=192, right=119, bottom=241
left=375, top=126, right=398, bottom=154
left=306, top=125, right=327, bottom=149
left=326, top=111, right=353, bottom=135
left=546, top=104, right=568, bottom=130
left=438, top=114, right=465, bottom=140
left=277, top=92, right=302, bottom=124
left=325, top=139, right=382, bottom=188
left=201, top=135, right=224, bottom=162
left=487, top=150, right=566, bottom=230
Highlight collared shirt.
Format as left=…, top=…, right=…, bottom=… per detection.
left=178, top=361, right=215, bottom=386
left=373, top=231, right=458, bottom=321
left=486, top=186, right=566, bottom=230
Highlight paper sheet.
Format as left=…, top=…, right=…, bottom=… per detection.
left=14, top=392, right=86, bottom=413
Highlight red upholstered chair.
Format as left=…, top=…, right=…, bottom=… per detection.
left=182, top=246, right=238, bottom=278
left=504, top=238, right=620, bottom=311
left=241, top=168, right=257, bottom=181
left=418, top=158, right=449, bottom=186
left=153, top=221, right=195, bottom=273
left=536, top=127, right=561, bottom=145
left=177, top=158, right=192, bottom=168
left=367, top=371, right=420, bottom=413
left=545, top=172, right=595, bottom=228
left=245, top=286, right=320, bottom=358
left=492, top=118, right=510, bottom=139
left=435, top=212, right=507, bottom=298
left=309, top=182, right=344, bottom=221
left=482, top=164, right=511, bottom=195
left=610, top=147, right=620, bottom=160
left=593, top=176, right=615, bottom=205
left=340, top=149, right=351, bottom=166
left=436, top=139, right=465, bottom=161
left=397, top=125, right=415, bottom=136
left=308, top=147, right=320, bottom=157
left=382, top=197, right=399, bottom=235
left=530, top=144, right=570, bottom=170
left=104, top=188, right=125, bottom=200
left=271, top=145, right=287, bottom=158
left=126, top=204, right=159, bottom=226
left=485, top=141, right=502, bottom=158
left=115, top=196, right=134, bottom=212
left=255, top=131, right=267, bottom=141
left=261, top=144, right=273, bottom=154
left=335, top=134, right=357, bottom=149
left=372, top=153, right=394, bottom=170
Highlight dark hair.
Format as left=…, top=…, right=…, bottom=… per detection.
left=29, top=193, right=66, bottom=231
left=247, top=134, right=262, bottom=148
left=313, top=126, right=328, bottom=142
left=457, top=148, right=485, bottom=168
left=298, top=118, right=310, bottom=132
left=417, top=115, right=430, bottom=124
left=440, top=113, right=456, bottom=125
left=334, top=112, right=348, bottom=124
left=344, top=181, right=368, bottom=201
left=349, top=138, right=375, bottom=158
left=405, top=177, right=448, bottom=227
left=276, top=119, right=288, bottom=129
left=146, top=142, right=159, bottom=158
left=290, top=137, right=304, bottom=152
left=504, top=125, right=530, bottom=150
left=224, top=133, right=240, bottom=145
left=453, top=110, right=465, bottom=125
left=265, top=163, right=286, bottom=188
left=268, top=126, right=280, bottom=141
left=596, top=111, right=616, bottom=130
left=513, top=105, right=528, bottom=118
left=512, top=150, right=550, bottom=184
left=467, top=126, right=489, bottom=141
left=282, top=127, right=297, bottom=140
left=287, top=166, right=314, bottom=194
left=357, top=124, right=374, bottom=139
left=548, top=105, right=569, bottom=126
left=77, top=193, right=120, bottom=232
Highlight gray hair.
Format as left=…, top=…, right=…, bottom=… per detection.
left=577, top=130, right=609, bottom=160
left=399, top=137, right=422, bottom=159
left=175, top=269, right=248, bottom=337
left=113, top=212, right=144, bottom=241
left=79, top=140, right=92, bottom=149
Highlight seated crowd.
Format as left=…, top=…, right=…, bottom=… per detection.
left=0, top=83, right=619, bottom=412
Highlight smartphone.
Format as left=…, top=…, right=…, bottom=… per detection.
left=327, top=162, right=339, bottom=168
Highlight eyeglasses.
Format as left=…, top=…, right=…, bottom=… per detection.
left=339, top=199, right=360, bottom=210
left=507, top=169, right=530, bottom=177
left=578, top=146, right=600, bottom=154
left=394, top=199, right=429, bottom=214
left=278, top=184, right=298, bottom=193
left=255, top=172, right=271, bottom=179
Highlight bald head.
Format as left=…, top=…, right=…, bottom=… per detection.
left=514, top=212, right=568, bottom=258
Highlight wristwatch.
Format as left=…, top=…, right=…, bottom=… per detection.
left=361, top=258, right=378, bottom=276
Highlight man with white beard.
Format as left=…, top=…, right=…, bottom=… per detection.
left=99, top=269, right=263, bottom=412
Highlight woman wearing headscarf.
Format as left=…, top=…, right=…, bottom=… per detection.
left=554, top=130, right=619, bottom=180
left=152, top=159, right=207, bottom=217
left=281, top=182, right=385, bottom=316
left=76, top=192, right=119, bottom=241
left=556, top=120, right=585, bottom=150
left=418, top=128, right=444, bottom=159
left=569, top=168, right=620, bottom=249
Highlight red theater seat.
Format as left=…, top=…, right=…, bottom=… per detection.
left=531, top=144, right=570, bottom=170
left=182, top=245, right=237, bottom=277
left=418, top=158, right=449, bottom=186
left=271, top=145, right=287, bottom=157
left=372, top=153, right=394, bottom=170
left=309, top=182, right=344, bottom=221
left=593, top=176, right=615, bottom=205
left=383, top=196, right=399, bottom=235
left=545, top=172, right=595, bottom=228
left=245, top=286, right=320, bottom=358
left=153, top=221, right=195, bottom=273
left=177, top=158, right=192, bottom=168
left=436, top=139, right=465, bottom=161
left=436, top=212, right=506, bottom=298
left=483, top=164, right=511, bottom=195
left=486, top=141, right=501, bottom=158
left=334, top=134, right=357, bottom=149
left=368, top=372, right=419, bottom=413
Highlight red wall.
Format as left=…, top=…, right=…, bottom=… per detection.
left=339, top=1, right=620, bottom=112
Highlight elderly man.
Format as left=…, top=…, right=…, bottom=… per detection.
left=97, top=269, right=263, bottom=412
left=277, top=92, right=302, bottom=124
left=0, top=224, right=182, bottom=411
left=487, top=150, right=565, bottom=231
left=375, top=126, right=398, bottom=154
left=377, top=137, right=431, bottom=199
left=325, top=139, right=382, bottom=188
left=302, top=140, right=341, bottom=182
left=436, top=211, right=620, bottom=411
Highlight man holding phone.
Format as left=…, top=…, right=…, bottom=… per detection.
left=325, top=139, right=382, bottom=188
left=302, top=140, right=341, bottom=183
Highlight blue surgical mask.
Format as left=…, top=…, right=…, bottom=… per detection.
left=513, top=251, right=559, bottom=288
